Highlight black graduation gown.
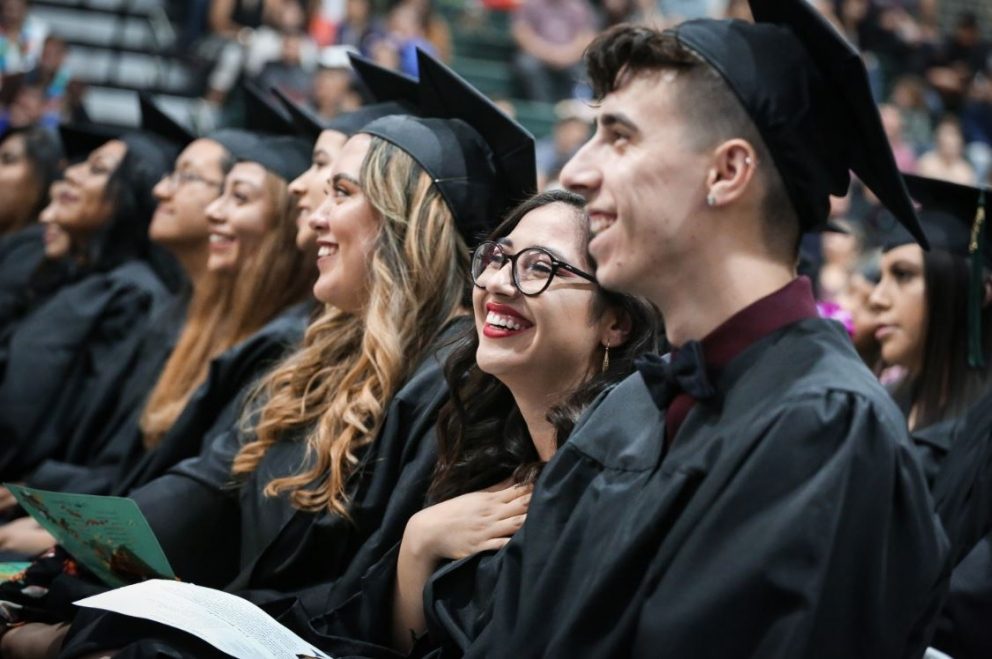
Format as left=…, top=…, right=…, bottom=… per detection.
left=425, top=318, right=948, bottom=659
left=19, top=290, right=189, bottom=494
left=911, top=388, right=992, bottom=659
left=0, top=223, right=45, bottom=327
left=19, top=302, right=311, bottom=497
left=60, top=324, right=459, bottom=659
left=0, top=261, right=173, bottom=482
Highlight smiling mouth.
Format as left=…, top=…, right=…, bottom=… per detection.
left=209, top=233, right=234, bottom=246
left=317, top=243, right=337, bottom=258
left=483, top=306, right=534, bottom=338
left=589, top=213, right=617, bottom=236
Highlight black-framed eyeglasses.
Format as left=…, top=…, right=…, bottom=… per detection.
left=159, top=170, right=224, bottom=189
left=471, top=240, right=597, bottom=297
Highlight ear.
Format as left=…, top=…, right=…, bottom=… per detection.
left=600, top=307, right=633, bottom=349
left=704, top=138, right=759, bottom=208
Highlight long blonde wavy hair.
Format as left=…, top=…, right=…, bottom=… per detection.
left=231, top=137, right=469, bottom=517
left=139, top=170, right=314, bottom=448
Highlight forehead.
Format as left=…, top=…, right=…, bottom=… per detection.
left=228, top=161, right=267, bottom=185
left=334, top=133, right=371, bottom=175
left=598, top=72, right=685, bottom=131
left=316, top=129, right=348, bottom=155
left=505, top=203, right=584, bottom=258
left=179, top=138, right=225, bottom=169
left=0, top=132, right=26, bottom=152
left=882, top=243, right=924, bottom=266
left=93, top=139, right=127, bottom=162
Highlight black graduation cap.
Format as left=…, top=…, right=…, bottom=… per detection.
left=358, top=49, right=536, bottom=245
left=207, top=128, right=310, bottom=182
left=349, top=54, right=419, bottom=108
left=243, top=81, right=295, bottom=135
left=58, top=122, right=125, bottom=162
left=138, top=93, right=195, bottom=147
left=884, top=174, right=989, bottom=367
left=272, top=86, right=419, bottom=144
left=670, top=0, right=928, bottom=248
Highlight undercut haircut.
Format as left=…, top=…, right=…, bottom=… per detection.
left=585, top=24, right=800, bottom=260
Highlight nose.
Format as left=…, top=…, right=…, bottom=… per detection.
left=867, top=279, right=888, bottom=313
left=205, top=196, right=226, bottom=224
left=288, top=169, right=309, bottom=197
left=309, top=195, right=331, bottom=233
left=559, top=141, right=601, bottom=200
left=153, top=174, right=174, bottom=201
left=64, top=162, right=85, bottom=185
left=481, top=258, right=518, bottom=298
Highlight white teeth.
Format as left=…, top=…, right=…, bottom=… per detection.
left=589, top=215, right=616, bottom=236
left=486, top=311, right=524, bottom=331
left=317, top=245, right=336, bottom=257
left=209, top=234, right=232, bottom=244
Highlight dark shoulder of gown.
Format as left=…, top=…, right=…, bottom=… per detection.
left=0, top=223, right=45, bottom=327
left=912, top=387, right=992, bottom=659
left=0, top=260, right=173, bottom=481
left=60, top=320, right=464, bottom=659
left=425, top=318, right=948, bottom=659
left=18, top=301, right=311, bottom=497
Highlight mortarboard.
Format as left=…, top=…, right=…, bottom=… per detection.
left=207, top=128, right=310, bottom=183
left=58, top=122, right=124, bottom=162
left=138, top=93, right=195, bottom=148
left=884, top=174, right=989, bottom=367
left=243, top=81, right=295, bottom=136
left=357, top=49, right=536, bottom=245
left=272, top=85, right=419, bottom=144
left=670, top=0, right=927, bottom=248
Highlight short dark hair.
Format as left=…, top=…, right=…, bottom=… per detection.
left=584, top=24, right=800, bottom=260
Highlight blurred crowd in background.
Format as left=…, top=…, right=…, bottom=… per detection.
left=1, top=0, right=991, bottom=316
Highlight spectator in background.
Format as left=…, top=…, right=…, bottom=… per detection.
left=0, top=0, right=48, bottom=75
left=925, top=11, right=990, bottom=113
left=403, top=0, right=451, bottom=62
left=917, top=115, right=976, bottom=184
left=381, top=2, right=436, bottom=77
left=536, top=98, right=592, bottom=188
left=255, top=30, right=313, bottom=99
left=309, top=45, right=352, bottom=120
left=335, top=0, right=384, bottom=57
left=654, top=0, right=724, bottom=23
left=890, top=74, right=936, bottom=154
left=198, top=0, right=316, bottom=130
left=879, top=103, right=917, bottom=173
left=963, top=72, right=992, bottom=184
left=511, top=0, right=597, bottom=103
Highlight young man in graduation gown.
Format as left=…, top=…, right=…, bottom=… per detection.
left=424, top=2, right=949, bottom=657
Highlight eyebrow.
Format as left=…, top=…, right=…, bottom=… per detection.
left=599, top=112, right=640, bottom=134
left=496, top=237, right=572, bottom=263
left=332, top=173, right=361, bottom=188
left=230, top=178, right=261, bottom=192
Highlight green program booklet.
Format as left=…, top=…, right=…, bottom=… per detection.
left=5, top=484, right=175, bottom=587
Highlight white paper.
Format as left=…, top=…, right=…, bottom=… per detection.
left=76, top=580, right=332, bottom=659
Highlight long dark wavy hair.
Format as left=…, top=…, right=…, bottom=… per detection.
left=428, top=189, right=661, bottom=502
left=897, top=249, right=992, bottom=429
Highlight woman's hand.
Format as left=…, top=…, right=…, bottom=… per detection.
left=406, top=484, right=532, bottom=563
left=0, top=517, right=56, bottom=557
left=0, top=486, right=20, bottom=515
left=392, top=483, right=531, bottom=651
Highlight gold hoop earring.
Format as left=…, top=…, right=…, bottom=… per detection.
left=602, top=341, right=610, bottom=373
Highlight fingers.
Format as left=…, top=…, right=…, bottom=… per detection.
left=489, top=513, right=527, bottom=539
left=478, top=537, right=511, bottom=554
left=493, top=482, right=533, bottom=503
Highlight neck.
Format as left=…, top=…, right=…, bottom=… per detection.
left=171, top=242, right=211, bottom=291
left=508, top=385, right=559, bottom=462
left=649, top=232, right=794, bottom=347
